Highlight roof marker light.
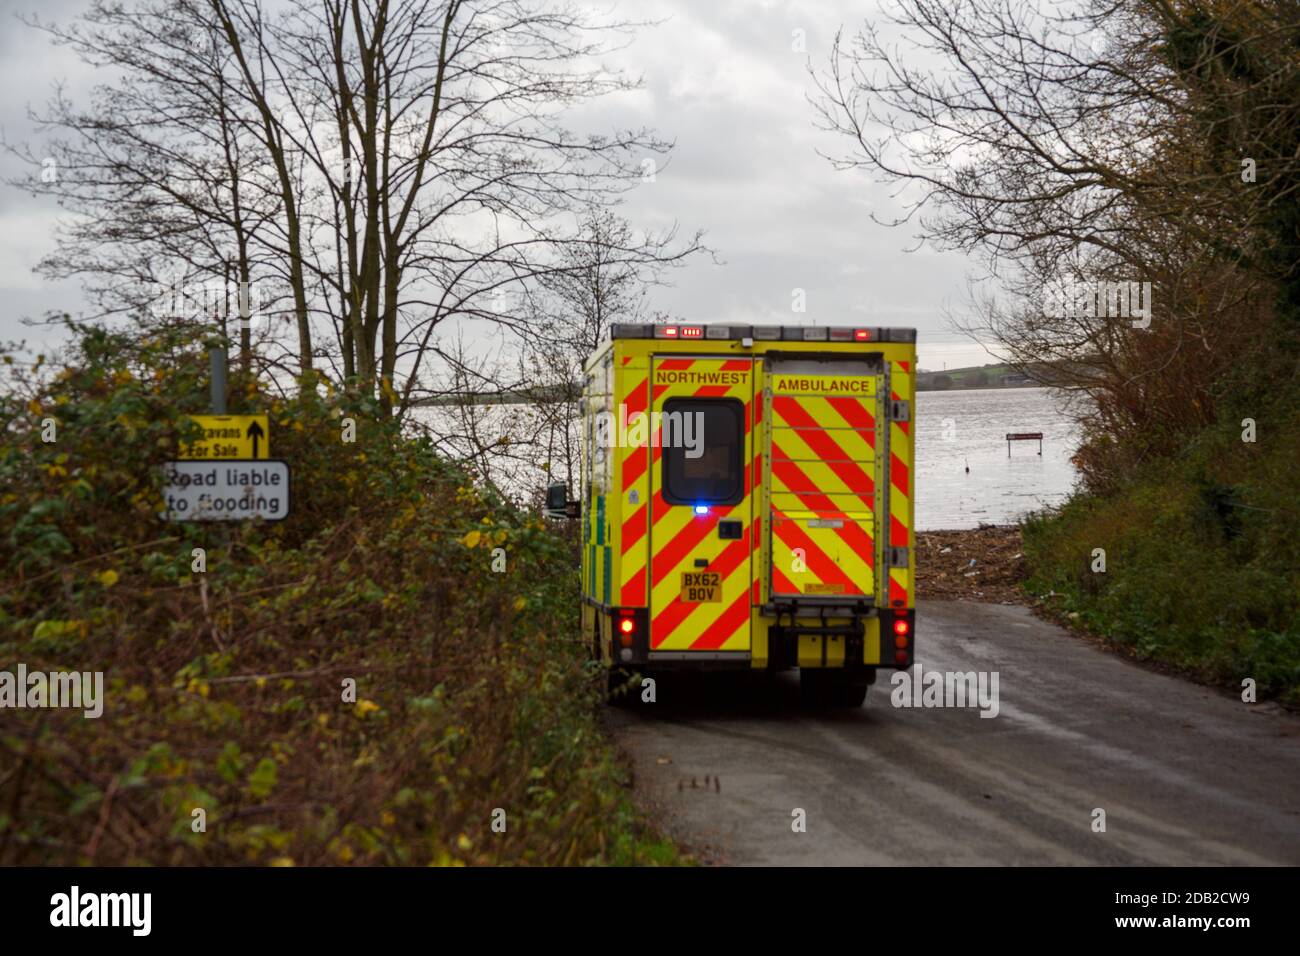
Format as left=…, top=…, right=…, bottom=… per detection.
left=854, top=329, right=872, bottom=341
left=680, top=325, right=704, bottom=338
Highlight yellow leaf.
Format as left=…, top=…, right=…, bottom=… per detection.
left=354, top=699, right=381, bottom=718
left=460, top=530, right=482, bottom=548
left=513, top=596, right=527, bottom=611
left=97, top=569, right=119, bottom=588
left=269, top=857, right=296, bottom=867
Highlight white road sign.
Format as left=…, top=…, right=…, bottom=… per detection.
left=161, top=459, right=291, bottom=522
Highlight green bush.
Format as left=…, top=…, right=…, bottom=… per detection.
left=0, top=320, right=680, bottom=865
left=1022, top=392, right=1300, bottom=704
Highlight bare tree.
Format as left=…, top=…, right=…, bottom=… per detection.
left=8, top=0, right=697, bottom=412
left=4, top=2, right=290, bottom=367
left=811, top=0, right=1300, bottom=484
left=412, top=208, right=705, bottom=498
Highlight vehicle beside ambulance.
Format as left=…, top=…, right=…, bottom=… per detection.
left=547, top=322, right=916, bottom=707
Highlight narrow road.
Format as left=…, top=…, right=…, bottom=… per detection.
left=609, top=600, right=1300, bottom=865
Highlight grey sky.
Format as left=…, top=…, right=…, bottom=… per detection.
left=0, top=0, right=1002, bottom=371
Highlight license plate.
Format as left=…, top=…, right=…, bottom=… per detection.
left=805, top=582, right=846, bottom=595
left=680, top=571, right=721, bottom=603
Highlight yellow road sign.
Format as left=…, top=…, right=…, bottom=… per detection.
left=180, top=414, right=269, bottom=460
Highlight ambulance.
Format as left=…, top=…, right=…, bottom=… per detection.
left=547, top=323, right=916, bottom=707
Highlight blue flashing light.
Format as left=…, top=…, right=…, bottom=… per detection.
left=693, top=505, right=710, bottom=515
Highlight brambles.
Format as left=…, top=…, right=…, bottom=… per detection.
left=0, top=322, right=680, bottom=865
left=1021, top=399, right=1300, bottom=704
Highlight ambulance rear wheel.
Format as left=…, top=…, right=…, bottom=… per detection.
left=835, top=677, right=870, bottom=708
left=800, top=669, right=869, bottom=709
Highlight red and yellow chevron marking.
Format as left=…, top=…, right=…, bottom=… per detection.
left=620, top=370, right=651, bottom=493
left=752, top=398, right=765, bottom=608
left=767, top=375, right=879, bottom=599
left=648, top=357, right=754, bottom=651
left=888, top=360, right=914, bottom=608
left=619, top=368, right=650, bottom=607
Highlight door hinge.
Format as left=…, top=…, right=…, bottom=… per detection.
left=888, top=546, right=910, bottom=568
left=890, top=399, right=911, bottom=422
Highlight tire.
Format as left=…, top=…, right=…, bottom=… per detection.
left=834, top=676, right=870, bottom=708
left=800, top=669, right=869, bottom=709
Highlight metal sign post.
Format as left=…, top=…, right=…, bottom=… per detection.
left=1006, top=432, right=1044, bottom=456
left=209, top=343, right=228, bottom=414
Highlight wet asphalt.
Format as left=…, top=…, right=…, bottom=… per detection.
left=609, top=600, right=1300, bottom=865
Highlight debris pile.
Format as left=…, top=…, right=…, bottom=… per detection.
left=915, top=525, right=1028, bottom=603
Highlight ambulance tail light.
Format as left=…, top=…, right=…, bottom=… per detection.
left=888, top=611, right=914, bottom=667
left=616, top=609, right=638, bottom=646
left=654, top=325, right=679, bottom=339
left=612, top=608, right=647, bottom=663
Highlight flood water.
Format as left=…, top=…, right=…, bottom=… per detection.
left=914, top=387, right=1081, bottom=530
left=414, top=385, right=1083, bottom=530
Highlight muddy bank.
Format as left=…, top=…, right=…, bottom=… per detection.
left=915, top=525, right=1027, bottom=603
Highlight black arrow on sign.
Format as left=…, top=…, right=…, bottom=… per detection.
left=246, top=420, right=264, bottom=458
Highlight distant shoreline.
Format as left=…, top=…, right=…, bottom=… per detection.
left=915, top=381, right=1040, bottom=392
left=915, top=361, right=1043, bottom=391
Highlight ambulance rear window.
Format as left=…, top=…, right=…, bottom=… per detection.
left=662, top=399, right=744, bottom=506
